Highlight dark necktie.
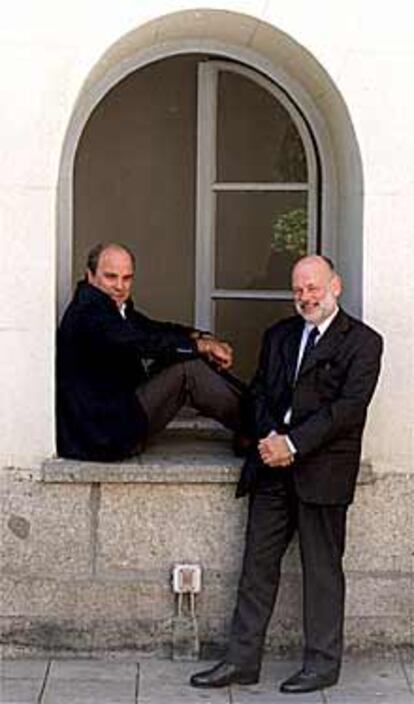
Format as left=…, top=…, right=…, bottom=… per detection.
left=298, top=326, right=320, bottom=374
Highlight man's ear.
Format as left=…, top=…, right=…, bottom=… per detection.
left=86, top=269, right=94, bottom=284
left=331, top=274, right=342, bottom=298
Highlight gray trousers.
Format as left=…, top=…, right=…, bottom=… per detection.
left=136, top=358, right=243, bottom=438
left=227, top=475, right=347, bottom=677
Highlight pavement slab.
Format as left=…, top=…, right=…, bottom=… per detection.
left=230, top=684, right=324, bottom=704
left=0, top=654, right=412, bottom=704
left=230, top=659, right=324, bottom=704
left=0, top=660, right=49, bottom=680
left=325, top=696, right=413, bottom=704
left=41, top=659, right=138, bottom=704
left=48, top=659, right=138, bottom=682
left=324, top=653, right=410, bottom=700
left=138, top=659, right=229, bottom=703
left=0, top=659, right=48, bottom=704
left=0, top=676, right=44, bottom=704
left=400, top=648, right=414, bottom=692
left=41, top=678, right=136, bottom=704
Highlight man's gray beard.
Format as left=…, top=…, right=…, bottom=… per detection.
left=294, top=294, right=337, bottom=325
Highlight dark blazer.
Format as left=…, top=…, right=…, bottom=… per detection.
left=237, top=309, right=383, bottom=504
left=56, top=281, right=197, bottom=461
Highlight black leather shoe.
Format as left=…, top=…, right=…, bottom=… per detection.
left=190, top=661, right=260, bottom=688
left=280, top=668, right=338, bottom=693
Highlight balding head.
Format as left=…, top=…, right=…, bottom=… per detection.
left=292, top=255, right=342, bottom=325
left=292, top=254, right=335, bottom=279
left=86, top=243, right=136, bottom=309
left=86, top=243, right=135, bottom=275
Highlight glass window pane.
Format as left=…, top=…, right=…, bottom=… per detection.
left=217, top=71, right=307, bottom=183
left=215, top=191, right=308, bottom=291
left=74, top=55, right=199, bottom=324
left=216, top=299, right=295, bottom=381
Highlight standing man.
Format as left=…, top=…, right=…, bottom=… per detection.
left=57, top=242, right=244, bottom=461
left=190, top=255, right=383, bottom=694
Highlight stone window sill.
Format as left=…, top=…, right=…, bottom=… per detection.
left=42, top=437, right=240, bottom=484
left=40, top=426, right=375, bottom=486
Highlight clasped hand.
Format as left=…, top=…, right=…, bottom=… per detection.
left=258, top=432, right=294, bottom=468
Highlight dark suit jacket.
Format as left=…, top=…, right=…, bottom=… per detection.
left=237, top=309, right=383, bottom=505
left=56, top=281, right=197, bottom=461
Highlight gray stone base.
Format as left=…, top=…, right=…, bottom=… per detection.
left=1, top=435, right=413, bottom=657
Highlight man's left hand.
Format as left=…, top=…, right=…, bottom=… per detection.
left=196, top=337, right=233, bottom=370
left=258, top=433, right=294, bottom=467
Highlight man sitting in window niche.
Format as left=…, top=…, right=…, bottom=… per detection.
left=57, top=242, right=244, bottom=461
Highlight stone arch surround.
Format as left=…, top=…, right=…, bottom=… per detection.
left=57, top=8, right=363, bottom=318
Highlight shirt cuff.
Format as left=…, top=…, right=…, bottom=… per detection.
left=285, top=435, right=297, bottom=454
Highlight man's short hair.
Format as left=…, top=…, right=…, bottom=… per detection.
left=86, top=243, right=136, bottom=274
left=320, top=255, right=336, bottom=272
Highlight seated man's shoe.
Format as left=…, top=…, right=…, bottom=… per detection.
left=280, top=668, right=338, bottom=694
left=190, top=661, right=259, bottom=688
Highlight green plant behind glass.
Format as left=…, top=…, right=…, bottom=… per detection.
left=271, top=208, right=307, bottom=258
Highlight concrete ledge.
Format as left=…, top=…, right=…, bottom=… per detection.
left=41, top=439, right=240, bottom=484
left=40, top=434, right=376, bottom=485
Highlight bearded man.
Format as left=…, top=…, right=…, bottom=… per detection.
left=190, top=255, right=382, bottom=694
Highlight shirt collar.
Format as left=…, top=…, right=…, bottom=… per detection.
left=304, top=306, right=339, bottom=339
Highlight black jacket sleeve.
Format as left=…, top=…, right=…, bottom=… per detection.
left=79, top=300, right=197, bottom=360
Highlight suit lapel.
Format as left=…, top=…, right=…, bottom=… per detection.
left=297, top=309, right=351, bottom=378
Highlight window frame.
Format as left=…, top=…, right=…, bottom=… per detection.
left=195, top=60, right=319, bottom=331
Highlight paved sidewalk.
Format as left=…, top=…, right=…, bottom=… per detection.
left=1, top=650, right=412, bottom=704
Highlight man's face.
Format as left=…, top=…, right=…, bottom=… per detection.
left=292, top=258, right=341, bottom=325
left=87, top=247, right=134, bottom=309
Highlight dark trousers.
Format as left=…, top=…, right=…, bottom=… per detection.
left=136, top=358, right=243, bottom=437
left=227, top=474, right=347, bottom=676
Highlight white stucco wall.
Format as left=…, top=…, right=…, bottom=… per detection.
left=0, top=1, right=413, bottom=471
